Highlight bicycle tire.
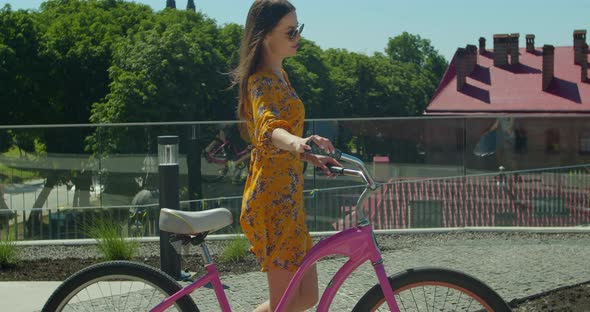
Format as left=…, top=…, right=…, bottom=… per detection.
left=42, top=261, right=199, bottom=312
left=352, top=267, right=511, bottom=312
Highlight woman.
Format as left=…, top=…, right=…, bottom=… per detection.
left=232, top=1, right=340, bottom=311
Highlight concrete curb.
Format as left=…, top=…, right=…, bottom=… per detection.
left=14, top=226, right=590, bottom=246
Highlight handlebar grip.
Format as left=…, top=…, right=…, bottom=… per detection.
left=305, top=139, right=342, bottom=160
left=326, top=165, right=345, bottom=175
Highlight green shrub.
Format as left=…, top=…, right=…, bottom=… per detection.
left=0, top=237, right=19, bottom=268
left=220, top=234, right=249, bottom=263
left=87, top=218, right=138, bottom=261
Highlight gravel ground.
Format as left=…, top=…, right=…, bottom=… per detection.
left=19, top=230, right=590, bottom=261
left=7, top=230, right=590, bottom=311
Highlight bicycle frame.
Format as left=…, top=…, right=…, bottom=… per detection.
left=205, top=139, right=249, bottom=165
left=151, top=263, right=230, bottom=312
left=275, top=223, right=399, bottom=312
left=151, top=222, right=398, bottom=312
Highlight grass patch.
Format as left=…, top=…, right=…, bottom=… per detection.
left=0, top=237, right=20, bottom=268
left=86, top=217, right=138, bottom=261
left=220, top=234, right=250, bottom=263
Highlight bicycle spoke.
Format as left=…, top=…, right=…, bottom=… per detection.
left=441, top=286, right=450, bottom=311
left=371, top=284, right=494, bottom=311
left=123, top=281, right=133, bottom=310
left=432, top=286, right=437, bottom=311
left=466, top=297, right=474, bottom=311
left=410, top=288, right=419, bottom=310
left=421, top=286, right=430, bottom=312
left=398, top=291, right=408, bottom=311
left=454, top=291, right=463, bottom=312
left=85, top=287, right=94, bottom=311
left=53, top=276, right=186, bottom=312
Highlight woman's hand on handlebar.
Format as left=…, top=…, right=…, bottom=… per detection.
left=299, top=135, right=335, bottom=155
left=303, top=154, right=342, bottom=176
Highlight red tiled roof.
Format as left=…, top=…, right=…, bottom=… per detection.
left=332, top=174, right=590, bottom=230
left=425, top=46, right=590, bottom=115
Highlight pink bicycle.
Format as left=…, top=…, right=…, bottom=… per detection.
left=42, top=145, right=511, bottom=311
left=202, top=131, right=250, bottom=183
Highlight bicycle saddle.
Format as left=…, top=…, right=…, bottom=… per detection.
left=159, top=208, right=233, bottom=235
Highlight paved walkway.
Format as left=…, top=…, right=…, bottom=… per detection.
left=189, top=234, right=590, bottom=311
left=2, top=233, right=589, bottom=311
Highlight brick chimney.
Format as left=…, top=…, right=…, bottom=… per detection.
left=526, top=34, right=535, bottom=53
left=456, top=48, right=468, bottom=91
left=574, top=30, right=587, bottom=65
left=479, top=37, right=486, bottom=55
left=510, top=33, right=520, bottom=65
left=542, top=45, right=555, bottom=91
left=466, top=44, right=478, bottom=73
left=582, top=43, right=588, bottom=82
left=493, top=34, right=509, bottom=66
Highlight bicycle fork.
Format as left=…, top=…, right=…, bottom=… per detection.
left=366, top=221, right=399, bottom=312
left=372, top=259, right=400, bottom=312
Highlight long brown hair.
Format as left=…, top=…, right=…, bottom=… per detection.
left=231, top=0, right=295, bottom=121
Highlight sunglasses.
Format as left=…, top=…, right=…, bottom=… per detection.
left=288, top=24, right=304, bottom=41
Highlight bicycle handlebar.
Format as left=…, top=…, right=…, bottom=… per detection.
left=305, top=140, right=381, bottom=225
left=306, top=139, right=379, bottom=190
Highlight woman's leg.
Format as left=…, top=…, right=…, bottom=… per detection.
left=254, top=264, right=319, bottom=312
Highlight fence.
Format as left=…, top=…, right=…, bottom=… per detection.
left=333, top=165, right=590, bottom=230
left=1, top=165, right=590, bottom=240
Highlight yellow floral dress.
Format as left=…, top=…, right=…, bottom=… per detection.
left=240, top=67, right=312, bottom=272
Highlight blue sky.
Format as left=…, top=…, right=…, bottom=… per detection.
left=1, top=0, right=589, bottom=60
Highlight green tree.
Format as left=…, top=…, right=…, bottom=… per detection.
left=386, top=31, right=447, bottom=80
left=215, top=23, right=243, bottom=120
left=323, top=49, right=376, bottom=117
left=285, top=39, right=336, bottom=119
left=0, top=5, right=48, bottom=129
left=6, top=0, right=153, bottom=236
left=90, top=9, right=227, bottom=128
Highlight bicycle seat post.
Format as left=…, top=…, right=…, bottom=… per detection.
left=200, top=241, right=214, bottom=264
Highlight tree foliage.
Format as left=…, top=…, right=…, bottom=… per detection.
left=1, top=0, right=449, bottom=149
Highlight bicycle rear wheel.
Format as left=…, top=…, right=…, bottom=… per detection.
left=42, top=261, right=198, bottom=312
left=352, top=267, right=511, bottom=312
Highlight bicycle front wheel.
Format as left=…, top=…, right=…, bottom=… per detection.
left=42, top=261, right=199, bottom=312
left=353, top=267, right=511, bottom=312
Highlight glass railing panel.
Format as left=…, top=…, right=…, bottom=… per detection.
left=462, top=116, right=590, bottom=227
left=2, top=116, right=590, bottom=239
left=197, top=122, right=249, bottom=200
left=333, top=118, right=467, bottom=181
left=0, top=126, right=99, bottom=240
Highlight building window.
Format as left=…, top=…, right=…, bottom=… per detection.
left=580, top=132, right=590, bottom=154
left=545, top=129, right=560, bottom=153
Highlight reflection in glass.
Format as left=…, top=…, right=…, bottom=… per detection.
left=1, top=117, right=590, bottom=239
